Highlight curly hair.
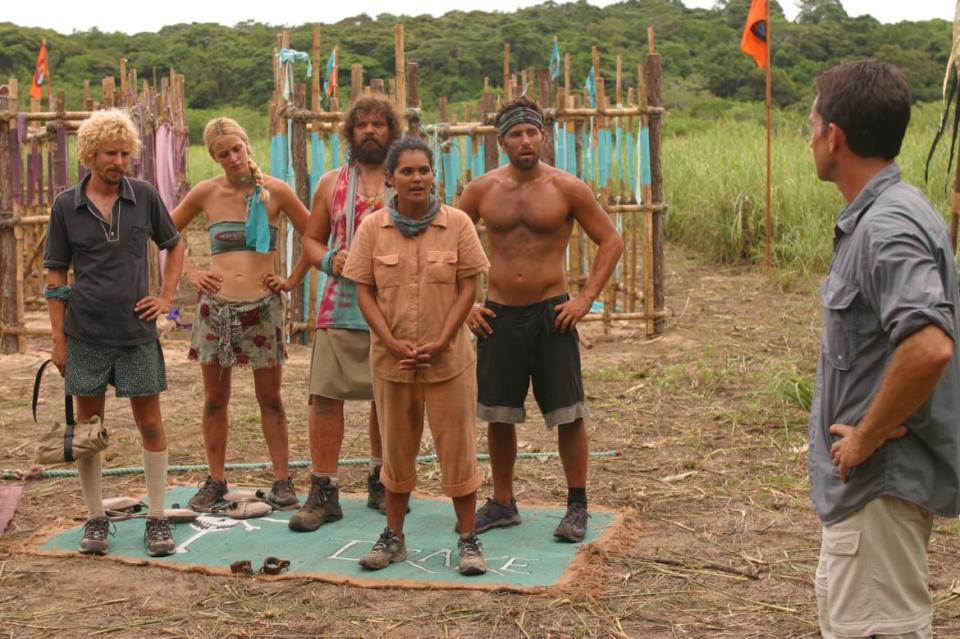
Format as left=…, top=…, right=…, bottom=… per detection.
left=203, top=116, right=269, bottom=202
left=76, top=109, right=141, bottom=168
left=342, top=96, right=402, bottom=156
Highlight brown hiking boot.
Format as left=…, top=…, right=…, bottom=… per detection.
left=367, top=466, right=386, bottom=512
left=554, top=502, right=589, bottom=542
left=457, top=533, right=487, bottom=576
left=187, top=476, right=228, bottom=512
left=144, top=517, right=175, bottom=557
left=288, top=474, right=342, bottom=532
left=266, top=478, right=299, bottom=510
left=358, top=527, right=407, bottom=570
left=79, top=516, right=112, bottom=555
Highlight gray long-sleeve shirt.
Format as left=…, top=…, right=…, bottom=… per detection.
left=808, top=163, right=960, bottom=525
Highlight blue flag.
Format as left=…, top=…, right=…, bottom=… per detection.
left=549, top=39, right=561, bottom=81
left=322, top=48, right=337, bottom=97
left=584, top=66, right=596, bottom=107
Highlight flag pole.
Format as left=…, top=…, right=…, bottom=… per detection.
left=764, top=3, right=773, bottom=269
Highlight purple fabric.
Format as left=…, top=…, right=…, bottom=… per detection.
left=130, top=104, right=146, bottom=179
left=154, top=122, right=178, bottom=213
left=10, top=129, right=21, bottom=205
left=26, top=147, right=39, bottom=205
left=142, top=127, right=156, bottom=185
left=47, top=141, right=54, bottom=205
left=16, top=113, right=27, bottom=143
left=55, top=126, right=69, bottom=192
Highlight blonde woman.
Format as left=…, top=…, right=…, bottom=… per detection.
left=172, top=117, right=310, bottom=512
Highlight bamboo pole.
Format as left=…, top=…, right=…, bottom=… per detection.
left=394, top=24, right=406, bottom=112
left=312, top=24, right=322, bottom=112
left=351, top=64, right=364, bottom=103
left=503, top=44, right=512, bottom=101
left=646, top=27, right=665, bottom=333
left=290, top=83, right=309, bottom=343
left=0, top=81, right=16, bottom=353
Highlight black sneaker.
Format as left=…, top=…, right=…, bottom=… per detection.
left=266, top=478, right=299, bottom=510
left=358, top=528, right=407, bottom=570
left=288, top=474, right=343, bottom=532
left=187, top=476, right=228, bottom=512
left=554, top=502, right=588, bottom=542
left=144, top=517, right=175, bottom=557
left=79, top=516, right=112, bottom=555
left=367, top=466, right=386, bottom=512
left=457, top=533, right=487, bottom=576
left=461, top=497, right=521, bottom=534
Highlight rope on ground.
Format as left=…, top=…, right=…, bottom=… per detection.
left=1, top=450, right=621, bottom=480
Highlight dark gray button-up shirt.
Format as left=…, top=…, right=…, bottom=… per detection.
left=808, top=163, right=960, bottom=525
left=43, top=174, right=180, bottom=346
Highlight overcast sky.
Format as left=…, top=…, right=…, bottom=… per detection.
left=5, top=0, right=954, bottom=35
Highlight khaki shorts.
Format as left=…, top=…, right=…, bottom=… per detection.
left=309, top=328, right=373, bottom=401
left=373, top=367, right=482, bottom=498
left=815, top=495, right=933, bottom=638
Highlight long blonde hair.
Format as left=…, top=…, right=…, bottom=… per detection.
left=203, top=117, right=269, bottom=202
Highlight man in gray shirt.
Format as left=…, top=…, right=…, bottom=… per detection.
left=43, top=109, right=184, bottom=557
left=807, top=60, right=960, bottom=638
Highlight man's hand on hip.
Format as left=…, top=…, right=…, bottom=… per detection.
left=830, top=422, right=908, bottom=482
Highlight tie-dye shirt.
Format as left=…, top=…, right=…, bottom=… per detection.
left=315, top=164, right=384, bottom=330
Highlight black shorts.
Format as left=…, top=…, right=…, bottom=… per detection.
left=476, top=295, right=589, bottom=427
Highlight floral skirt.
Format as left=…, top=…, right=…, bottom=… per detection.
left=188, top=292, right=287, bottom=369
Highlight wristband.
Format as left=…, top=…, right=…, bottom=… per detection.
left=43, top=284, right=70, bottom=303
left=320, top=249, right=339, bottom=276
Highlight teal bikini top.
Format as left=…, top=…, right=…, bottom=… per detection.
left=209, top=221, right=279, bottom=255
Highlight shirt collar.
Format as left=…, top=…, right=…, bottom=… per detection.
left=73, top=173, right=137, bottom=210
left=835, top=162, right=900, bottom=236
left=379, top=203, right=449, bottom=228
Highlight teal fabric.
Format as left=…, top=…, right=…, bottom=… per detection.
left=278, top=48, right=312, bottom=78
left=43, top=284, right=70, bottom=302
left=40, top=487, right=615, bottom=589
left=640, top=127, right=652, bottom=186
left=269, top=134, right=289, bottom=185
left=388, top=195, right=441, bottom=237
left=244, top=187, right=272, bottom=253
left=208, top=221, right=278, bottom=254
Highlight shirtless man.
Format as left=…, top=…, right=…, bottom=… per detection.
left=460, top=96, right=623, bottom=542
left=289, top=96, right=401, bottom=532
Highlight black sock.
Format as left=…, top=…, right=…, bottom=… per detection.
left=567, top=487, right=587, bottom=507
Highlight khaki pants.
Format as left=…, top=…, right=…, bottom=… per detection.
left=815, top=496, right=933, bottom=638
left=373, top=367, right=482, bottom=498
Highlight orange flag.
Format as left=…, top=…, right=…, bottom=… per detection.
left=30, top=41, right=50, bottom=100
left=740, top=0, right=769, bottom=68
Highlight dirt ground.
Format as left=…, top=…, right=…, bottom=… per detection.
left=2, top=243, right=960, bottom=638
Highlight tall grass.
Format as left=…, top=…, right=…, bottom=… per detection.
left=663, top=102, right=956, bottom=281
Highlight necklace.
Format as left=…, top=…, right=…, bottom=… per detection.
left=357, top=170, right=384, bottom=199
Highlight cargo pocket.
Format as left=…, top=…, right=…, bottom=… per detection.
left=373, top=254, right=401, bottom=288
left=426, top=250, right=457, bottom=283
left=823, top=528, right=860, bottom=557
left=819, top=273, right=859, bottom=371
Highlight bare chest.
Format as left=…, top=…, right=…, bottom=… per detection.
left=86, top=194, right=119, bottom=222
left=481, top=191, right=572, bottom=236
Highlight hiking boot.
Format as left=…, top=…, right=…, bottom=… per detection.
left=288, top=474, right=342, bottom=532
left=266, top=478, right=299, bottom=510
left=457, top=533, right=487, bottom=576
left=554, top=502, right=589, bottom=542
left=358, top=528, right=407, bottom=570
left=367, top=466, right=386, bottom=512
left=461, top=497, right=521, bottom=534
left=187, top=476, right=228, bottom=512
left=78, top=516, right=112, bottom=555
left=144, top=517, right=176, bottom=557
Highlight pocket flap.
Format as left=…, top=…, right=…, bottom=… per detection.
left=824, top=529, right=860, bottom=556
left=426, top=250, right=457, bottom=264
left=373, top=253, right=400, bottom=266
left=820, top=273, right=859, bottom=310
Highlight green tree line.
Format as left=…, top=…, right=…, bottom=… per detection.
left=0, top=0, right=951, bottom=115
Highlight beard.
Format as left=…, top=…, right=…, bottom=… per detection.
left=510, top=152, right=539, bottom=171
left=351, top=137, right=388, bottom=165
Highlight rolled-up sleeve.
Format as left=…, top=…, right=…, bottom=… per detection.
left=455, top=211, right=489, bottom=279
left=42, top=200, right=71, bottom=269
left=869, top=232, right=957, bottom=347
left=342, top=218, right=375, bottom=286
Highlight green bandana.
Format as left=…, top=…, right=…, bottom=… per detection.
left=388, top=194, right=441, bottom=237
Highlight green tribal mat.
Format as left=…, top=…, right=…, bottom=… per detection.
left=31, top=486, right=624, bottom=591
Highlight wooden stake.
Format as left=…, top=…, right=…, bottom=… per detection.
left=394, top=24, right=406, bottom=111
left=312, top=23, right=322, bottom=112
left=646, top=27, right=664, bottom=332
left=504, top=44, right=512, bottom=101
left=351, top=64, right=364, bottom=102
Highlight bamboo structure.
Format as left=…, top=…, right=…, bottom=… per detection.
left=0, top=63, right=188, bottom=354
left=266, top=25, right=668, bottom=339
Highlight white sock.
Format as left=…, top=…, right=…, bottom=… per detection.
left=142, top=448, right=168, bottom=517
left=77, top=451, right=105, bottom=518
